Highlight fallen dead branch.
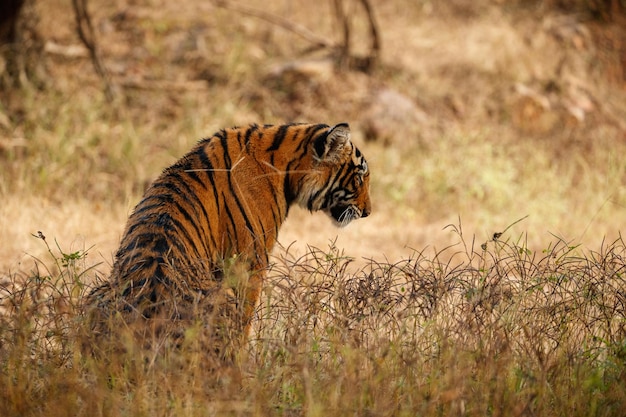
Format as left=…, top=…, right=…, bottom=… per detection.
left=213, top=0, right=333, bottom=50
left=118, top=77, right=209, bottom=92
left=213, top=0, right=381, bottom=72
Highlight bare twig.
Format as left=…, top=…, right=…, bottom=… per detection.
left=333, top=0, right=350, bottom=65
left=71, top=0, right=116, bottom=102
left=358, top=0, right=380, bottom=65
left=330, top=0, right=381, bottom=72
left=214, top=0, right=381, bottom=73
left=212, top=0, right=334, bottom=50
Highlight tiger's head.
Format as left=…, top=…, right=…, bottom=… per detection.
left=299, top=123, right=371, bottom=228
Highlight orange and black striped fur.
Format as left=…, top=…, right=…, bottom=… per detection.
left=86, top=123, right=371, bottom=360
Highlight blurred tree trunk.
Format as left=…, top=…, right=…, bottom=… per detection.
left=0, top=0, right=24, bottom=44
left=0, top=0, right=26, bottom=87
left=0, top=0, right=44, bottom=90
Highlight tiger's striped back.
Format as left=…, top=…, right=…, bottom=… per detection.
left=86, top=123, right=371, bottom=359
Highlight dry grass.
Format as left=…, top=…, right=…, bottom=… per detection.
left=1, top=0, right=626, bottom=415
left=2, top=0, right=625, bottom=270
left=1, top=226, right=625, bottom=416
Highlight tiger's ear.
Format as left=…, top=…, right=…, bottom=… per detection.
left=314, top=123, right=351, bottom=162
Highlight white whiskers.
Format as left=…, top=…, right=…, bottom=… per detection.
left=337, top=206, right=359, bottom=227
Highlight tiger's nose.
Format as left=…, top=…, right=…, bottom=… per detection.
left=361, top=206, right=371, bottom=218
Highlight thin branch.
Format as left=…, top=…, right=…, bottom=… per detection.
left=71, top=0, right=116, bottom=102
left=358, top=0, right=380, bottom=61
left=213, top=0, right=334, bottom=50
left=333, top=0, right=350, bottom=62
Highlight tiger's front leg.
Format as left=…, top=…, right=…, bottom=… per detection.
left=241, top=269, right=264, bottom=337
left=220, top=259, right=265, bottom=337
left=209, top=266, right=263, bottom=367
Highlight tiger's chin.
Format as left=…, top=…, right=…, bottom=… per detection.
left=329, top=205, right=361, bottom=228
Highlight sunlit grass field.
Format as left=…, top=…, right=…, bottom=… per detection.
left=1, top=0, right=625, bottom=415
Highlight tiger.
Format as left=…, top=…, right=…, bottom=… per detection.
left=85, top=122, right=371, bottom=364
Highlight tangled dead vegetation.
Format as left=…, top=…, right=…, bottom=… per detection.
left=1, top=226, right=625, bottom=415
left=259, top=228, right=626, bottom=364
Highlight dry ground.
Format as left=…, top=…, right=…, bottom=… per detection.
left=1, top=0, right=625, bottom=275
